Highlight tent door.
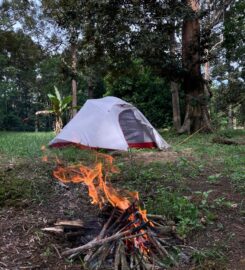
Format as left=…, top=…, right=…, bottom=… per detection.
left=119, top=109, right=153, bottom=145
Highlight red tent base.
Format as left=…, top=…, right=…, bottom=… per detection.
left=49, top=141, right=157, bottom=150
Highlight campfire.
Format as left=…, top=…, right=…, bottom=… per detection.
left=43, top=152, right=182, bottom=269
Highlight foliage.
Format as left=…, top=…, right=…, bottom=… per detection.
left=191, top=247, right=226, bottom=270
left=36, top=86, right=72, bottom=133
left=48, top=87, right=72, bottom=113
left=105, top=60, right=172, bottom=128
left=0, top=29, right=43, bottom=131
left=224, top=0, right=245, bottom=64
left=0, top=1, right=244, bottom=131
left=146, top=188, right=203, bottom=237
left=211, top=0, right=245, bottom=128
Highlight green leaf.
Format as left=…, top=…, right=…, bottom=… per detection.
left=54, top=86, right=61, bottom=102
left=60, top=96, right=72, bottom=111
left=47, top=93, right=55, bottom=99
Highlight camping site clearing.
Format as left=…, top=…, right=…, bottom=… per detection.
left=0, top=130, right=244, bottom=270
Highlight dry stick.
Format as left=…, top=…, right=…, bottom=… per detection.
left=130, top=254, right=135, bottom=269
left=114, top=242, right=121, bottom=270
left=147, top=214, right=166, bottom=221
left=93, top=243, right=112, bottom=270
left=120, top=242, right=130, bottom=270
left=84, top=207, right=117, bottom=262
left=148, top=230, right=178, bottom=267
left=62, top=229, right=132, bottom=257
left=134, top=254, right=141, bottom=270
left=135, top=250, right=148, bottom=270
left=85, top=245, right=104, bottom=265
left=109, top=205, right=134, bottom=232
left=51, top=244, right=62, bottom=259
left=98, top=207, right=116, bottom=239
left=121, top=231, right=147, bottom=241
left=175, top=126, right=205, bottom=147
left=85, top=242, right=111, bottom=269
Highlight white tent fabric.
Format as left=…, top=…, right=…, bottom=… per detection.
left=49, top=96, right=170, bottom=151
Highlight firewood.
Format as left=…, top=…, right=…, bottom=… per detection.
left=62, top=229, right=132, bottom=258
left=147, top=214, right=166, bottom=221
left=148, top=229, right=178, bottom=267
left=84, top=209, right=116, bottom=263
left=134, top=254, right=141, bottom=270
left=114, top=242, right=121, bottom=270
left=120, top=243, right=130, bottom=270
left=98, top=208, right=116, bottom=239
left=129, top=254, right=134, bottom=269
left=121, top=231, right=147, bottom=240
left=88, top=243, right=112, bottom=270
left=41, top=226, right=63, bottom=234
left=154, top=225, right=173, bottom=235
left=54, top=219, right=84, bottom=228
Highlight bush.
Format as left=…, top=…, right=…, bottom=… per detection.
left=104, top=60, right=172, bottom=128
left=1, top=113, right=23, bottom=131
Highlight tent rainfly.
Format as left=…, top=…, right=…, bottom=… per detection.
left=49, top=96, right=170, bottom=151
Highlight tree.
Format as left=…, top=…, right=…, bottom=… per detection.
left=0, top=29, right=43, bottom=131
left=105, top=60, right=172, bottom=128
left=178, top=0, right=212, bottom=133
left=211, top=0, right=244, bottom=128
left=40, top=0, right=85, bottom=117
left=36, top=86, right=72, bottom=134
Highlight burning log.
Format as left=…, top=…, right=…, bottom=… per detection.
left=43, top=152, right=184, bottom=269
left=44, top=206, right=180, bottom=269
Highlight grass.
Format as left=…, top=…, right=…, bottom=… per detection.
left=0, top=131, right=54, bottom=158
left=0, top=129, right=244, bottom=269
left=161, top=129, right=245, bottom=192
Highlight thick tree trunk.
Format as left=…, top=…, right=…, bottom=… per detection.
left=71, top=41, right=78, bottom=118
left=180, top=0, right=212, bottom=133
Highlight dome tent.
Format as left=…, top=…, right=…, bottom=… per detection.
left=49, top=96, right=170, bottom=151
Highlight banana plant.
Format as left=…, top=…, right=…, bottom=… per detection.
left=36, top=86, right=72, bottom=134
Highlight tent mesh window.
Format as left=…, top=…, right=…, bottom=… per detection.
left=119, top=109, right=153, bottom=144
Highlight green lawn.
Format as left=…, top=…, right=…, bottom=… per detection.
left=0, top=131, right=54, bottom=158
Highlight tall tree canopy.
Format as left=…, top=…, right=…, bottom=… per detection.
left=0, top=0, right=243, bottom=132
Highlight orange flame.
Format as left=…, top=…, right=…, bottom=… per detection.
left=53, top=159, right=138, bottom=211
left=50, top=151, right=153, bottom=255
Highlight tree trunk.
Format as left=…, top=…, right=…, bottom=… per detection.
left=71, top=41, right=78, bottom=118
left=228, top=105, right=233, bottom=129
left=87, top=78, right=94, bottom=99
left=171, top=82, right=181, bottom=131
left=179, top=0, right=212, bottom=134
left=170, top=12, right=181, bottom=131
left=55, top=115, right=63, bottom=134
left=35, top=115, right=38, bottom=132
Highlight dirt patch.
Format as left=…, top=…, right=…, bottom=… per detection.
left=185, top=175, right=245, bottom=270
left=0, top=155, right=244, bottom=269
left=0, top=157, right=99, bottom=269
left=126, top=149, right=193, bottom=164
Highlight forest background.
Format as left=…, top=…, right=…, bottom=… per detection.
left=0, top=0, right=244, bottom=133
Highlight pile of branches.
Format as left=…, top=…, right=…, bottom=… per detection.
left=44, top=204, right=184, bottom=270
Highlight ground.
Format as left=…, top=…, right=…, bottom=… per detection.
left=0, top=130, right=244, bottom=270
